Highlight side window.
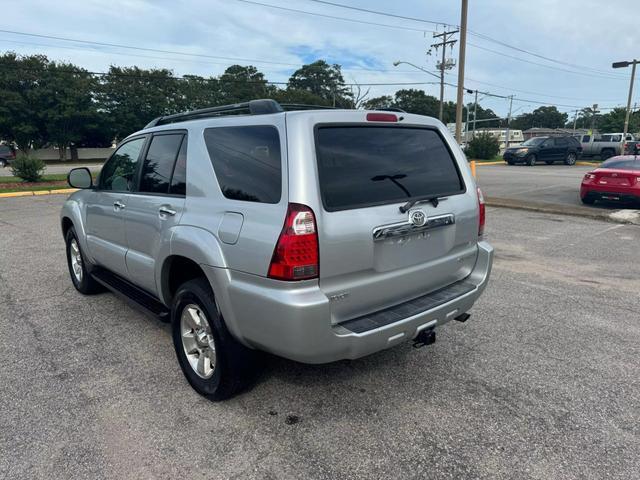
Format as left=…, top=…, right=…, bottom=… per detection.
left=204, top=126, right=282, bottom=204
left=543, top=139, right=554, bottom=147
left=170, top=138, right=187, bottom=196
left=554, top=138, right=568, bottom=146
left=99, top=138, right=146, bottom=191
left=139, top=134, right=184, bottom=195
left=582, top=135, right=590, bottom=142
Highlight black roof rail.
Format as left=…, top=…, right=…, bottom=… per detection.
left=144, top=99, right=284, bottom=129
left=375, top=107, right=406, bottom=113
left=280, top=103, right=337, bottom=111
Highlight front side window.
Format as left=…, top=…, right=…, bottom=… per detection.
left=99, top=137, right=146, bottom=191
left=554, top=138, right=568, bottom=146
left=315, top=126, right=464, bottom=211
left=204, top=126, right=282, bottom=203
left=582, top=135, right=591, bottom=142
left=139, top=134, right=184, bottom=195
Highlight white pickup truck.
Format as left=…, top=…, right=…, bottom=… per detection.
left=578, top=132, right=635, bottom=159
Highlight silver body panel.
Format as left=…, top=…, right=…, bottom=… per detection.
left=61, top=109, right=493, bottom=364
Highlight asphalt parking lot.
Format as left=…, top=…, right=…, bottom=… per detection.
left=476, top=163, right=599, bottom=208
left=1, top=195, right=639, bottom=479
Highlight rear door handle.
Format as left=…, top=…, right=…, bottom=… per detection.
left=159, top=206, right=177, bottom=217
left=113, top=200, right=126, bottom=211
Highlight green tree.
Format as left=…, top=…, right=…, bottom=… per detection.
left=595, top=107, right=640, bottom=133
left=362, top=95, right=394, bottom=110
left=176, top=74, right=222, bottom=111
left=511, top=106, right=568, bottom=130
left=40, top=62, right=102, bottom=160
left=0, top=52, right=50, bottom=151
left=272, top=88, right=331, bottom=106
left=288, top=60, right=352, bottom=107
left=98, top=66, right=181, bottom=140
left=218, top=65, right=276, bottom=104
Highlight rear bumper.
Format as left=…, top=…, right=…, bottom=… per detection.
left=581, top=184, right=640, bottom=202
left=204, top=241, right=494, bottom=364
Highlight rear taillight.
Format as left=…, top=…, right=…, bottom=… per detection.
left=268, top=203, right=319, bottom=281
left=585, top=173, right=596, bottom=180
left=477, top=187, right=485, bottom=237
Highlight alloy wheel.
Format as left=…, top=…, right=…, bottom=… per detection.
left=69, top=238, right=83, bottom=283
left=180, top=304, right=217, bottom=379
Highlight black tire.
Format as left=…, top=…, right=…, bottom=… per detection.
left=527, top=154, right=537, bottom=166
left=565, top=152, right=577, bottom=165
left=65, top=227, right=104, bottom=294
left=581, top=196, right=595, bottom=205
left=171, top=278, right=255, bottom=401
left=601, top=149, right=614, bottom=160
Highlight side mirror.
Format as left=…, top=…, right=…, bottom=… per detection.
left=68, top=167, right=93, bottom=189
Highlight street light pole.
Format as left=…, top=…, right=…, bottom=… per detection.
left=504, top=95, right=514, bottom=150
left=613, top=59, right=639, bottom=150
left=455, top=0, right=468, bottom=144
left=472, top=89, right=478, bottom=135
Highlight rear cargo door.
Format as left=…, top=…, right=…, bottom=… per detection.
left=313, top=124, right=480, bottom=325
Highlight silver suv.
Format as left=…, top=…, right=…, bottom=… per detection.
left=61, top=100, right=493, bottom=400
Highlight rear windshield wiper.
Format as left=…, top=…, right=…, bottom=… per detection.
left=399, top=195, right=446, bottom=213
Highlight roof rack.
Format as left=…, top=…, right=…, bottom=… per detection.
left=144, top=99, right=285, bottom=129
left=280, top=103, right=336, bottom=111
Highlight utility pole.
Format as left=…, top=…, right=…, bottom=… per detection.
left=504, top=95, right=514, bottom=150
left=572, top=109, right=578, bottom=133
left=431, top=29, right=458, bottom=122
left=590, top=103, right=599, bottom=130
left=455, top=0, right=468, bottom=144
left=612, top=59, right=638, bottom=144
left=472, top=89, right=478, bottom=135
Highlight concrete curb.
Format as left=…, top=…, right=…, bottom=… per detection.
left=486, top=196, right=640, bottom=225
left=0, top=188, right=77, bottom=198
left=474, top=161, right=600, bottom=167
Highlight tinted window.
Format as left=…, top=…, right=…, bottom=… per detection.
left=170, top=139, right=187, bottom=196
left=522, top=137, right=546, bottom=146
left=315, top=126, right=464, bottom=211
left=139, top=134, right=184, bottom=194
left=582, top=135, right=591, bottom=142
left=204, top=126, right=281, bottom=203
left=554, top=137, right=568, bottom=146
left=99, top=138, right=145, bottom=191
left=0, top=145, right=12, bottom=154
left=610, top=135, right=621, bottom=142
left=602, top=159, right=640, bottom=170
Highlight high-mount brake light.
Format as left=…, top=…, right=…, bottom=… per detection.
left=366, top=112, right=398, bottom=122
left=477, top=187, right=486, bottom=237
left=268, top=203, right=319, bottom=281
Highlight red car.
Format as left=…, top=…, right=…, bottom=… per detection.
left=580, top=156, right=640, bottom=205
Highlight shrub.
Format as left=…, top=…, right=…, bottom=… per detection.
left=465, top=132, right=500, bottom=160
left=10, top=155, right=46, bottom=182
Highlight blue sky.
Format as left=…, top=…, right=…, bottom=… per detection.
left=2, top=0, right=638, bottom=118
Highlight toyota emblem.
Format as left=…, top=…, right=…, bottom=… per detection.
left=409, top=210, right=426, bottom=226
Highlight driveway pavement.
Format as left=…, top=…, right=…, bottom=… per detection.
left=0, top=195, right=638, bottom=479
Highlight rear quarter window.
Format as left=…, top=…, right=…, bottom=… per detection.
left=204, top=125, right=281, bottom=204
left=315, top=126, right=464, bottom=211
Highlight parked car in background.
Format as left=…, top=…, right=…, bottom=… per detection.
left=503, top=136, right=581, bottom=166
left=61, top=99, right=493, bottom=400
left=624, top=139, right=640, bottom=155
left=580, top=133, right=635, bottom=159
left=580, top=156, right=640, bottom=205
left=0, top=145, right=16, bottom=167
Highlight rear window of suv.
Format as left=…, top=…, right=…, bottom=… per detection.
left=315, top=126, right=464, bottom=211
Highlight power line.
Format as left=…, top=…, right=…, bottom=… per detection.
left=302, top=0, right=626, bottom=78
left=235, top=0, right=432, bottom=33
left=304, top=0, right=452, bottom=27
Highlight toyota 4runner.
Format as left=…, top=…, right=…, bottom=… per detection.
left=61, top=99, right=493, bottom=400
